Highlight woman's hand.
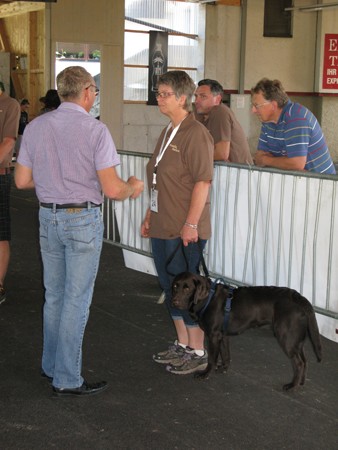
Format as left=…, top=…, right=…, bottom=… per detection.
left=180, top=224, right=198, bottom=247
left=141, top=208, right=151, bottom=238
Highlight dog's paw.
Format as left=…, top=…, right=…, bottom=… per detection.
left=215, top=363, right=228, bottom=374
left=282, top=382, right=297, bottom=391
left=194, top=371, right=210, bottom=380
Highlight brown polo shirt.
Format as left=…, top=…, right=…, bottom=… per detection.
left=146, top=113, right=214, bottom=240
left=0, top=92, right=20, bottom=168
left=198, top=103, right=253, bottom=164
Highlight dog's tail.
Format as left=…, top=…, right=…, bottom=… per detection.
left=307, top=311, right=322, bottom=362
left=294, top=291, right=322, bottom=362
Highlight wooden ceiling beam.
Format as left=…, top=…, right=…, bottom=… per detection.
left=216, top=0, right=240, bottom=4
left=174, top=0, right=241, bottom=5
left=0, top=18, right=24, bottom=98
left=0, top=2, right=45, bottom=18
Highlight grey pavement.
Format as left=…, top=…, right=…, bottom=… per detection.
left=0, top=182, right=337, bottom=450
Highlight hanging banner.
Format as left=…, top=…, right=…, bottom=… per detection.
left=322, top=34, right=338, bottom=90
left=147, top=31, right=168, bottom=105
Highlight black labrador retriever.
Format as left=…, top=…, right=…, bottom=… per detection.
left=171, top=272, right=322, bottom=390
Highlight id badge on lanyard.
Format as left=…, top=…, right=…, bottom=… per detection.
left=151, top=121, right=181, bottom=213
left=150, top=188, right=158, bottom=213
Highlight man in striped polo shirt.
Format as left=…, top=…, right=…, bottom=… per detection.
left=251, top=78, right=336, bottom=174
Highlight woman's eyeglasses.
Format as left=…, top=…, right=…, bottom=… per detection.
left=155, top=91, right=176, bottom=99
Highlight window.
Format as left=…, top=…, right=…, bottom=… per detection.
left=264, top=0, right=293, bottom=38
left=55, top=42, right=101, bottom=117
left=124, top=0, right=200, bottom=102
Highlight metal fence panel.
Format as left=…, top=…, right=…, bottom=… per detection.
left=103, top=152, right=338, bottom=330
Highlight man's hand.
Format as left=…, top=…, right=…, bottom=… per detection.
left=254, top=150, right=306, bottom=171
left=127, top=176, right=144, bottom=199
left=253, top=150, right=269, bottom=167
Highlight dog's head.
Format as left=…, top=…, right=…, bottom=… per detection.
left=171, top=272, right=211, bottom=311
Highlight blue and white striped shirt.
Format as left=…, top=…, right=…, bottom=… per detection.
left=258, top=101, right=336, bottom=174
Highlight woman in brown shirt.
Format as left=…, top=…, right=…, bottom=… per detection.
left=141, top=70, right=214, bottom=375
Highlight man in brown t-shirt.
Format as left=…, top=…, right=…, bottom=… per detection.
left=0, top=81, right=20, bottom=304
left=194, top=79, right=253, bottom=164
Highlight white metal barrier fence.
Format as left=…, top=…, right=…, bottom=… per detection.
left=103, top=151, right=338, bottom=342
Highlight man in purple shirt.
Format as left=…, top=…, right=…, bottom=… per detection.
left=15, top=66, right=143, bottom=397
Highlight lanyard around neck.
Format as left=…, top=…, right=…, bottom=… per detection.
left=152, top=120, right=182, bottom=187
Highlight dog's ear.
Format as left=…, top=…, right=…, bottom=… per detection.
left=193, top=276, right=210, bottom=304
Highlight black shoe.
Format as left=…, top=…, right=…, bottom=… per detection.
left=53, top=380, right=108, bottom=397
left=41, top=371, right=53, bottom=383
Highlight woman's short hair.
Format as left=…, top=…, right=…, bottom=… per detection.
left=158, top=70, right=196, bottom=112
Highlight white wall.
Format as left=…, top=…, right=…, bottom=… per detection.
left=123, top=104, right=168, bottom=154
left=244, top=1, right=318, bottom=91
left=48, top=0, right=338, bottom=161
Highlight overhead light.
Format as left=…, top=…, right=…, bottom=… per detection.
left=285, top=2, right=338, bottom=12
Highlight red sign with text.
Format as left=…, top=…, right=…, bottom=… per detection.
left=323, top=34, right=338, bottom=90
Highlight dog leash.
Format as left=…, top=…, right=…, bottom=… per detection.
left=165, top=238, right=208, bottom=277
left=165, top=240, right=233, bottom=331
left=165, top=240, right=188, bottom=276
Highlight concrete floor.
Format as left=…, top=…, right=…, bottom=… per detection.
left=0, top=183, right=337, bottom=450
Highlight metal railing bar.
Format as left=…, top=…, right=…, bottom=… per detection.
left=312, top=179, right=323, bottom=306
left=101, top=151, right=338, bottom=322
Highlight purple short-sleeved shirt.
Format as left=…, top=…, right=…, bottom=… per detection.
left=18, top=102, right=120, bottom=204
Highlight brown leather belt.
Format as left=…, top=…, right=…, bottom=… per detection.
left=0, top=167, right=11, bottom=175
left=40, top=202, right=101, bottom=209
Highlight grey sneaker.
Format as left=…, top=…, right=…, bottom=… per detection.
left=166, top=349, right=208, bottom=375
left=0, top=285, right=6, bottom=305
left=153, top=340, right=186, bottom=364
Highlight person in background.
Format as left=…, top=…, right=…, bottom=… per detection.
left=251, top=78, right=336, bottom=174
left=14, top=98, right=30, bottom=160
left=0, top=81, right=20, bottom=305
left=39, top=89, right=61, bottom=114
left=141, top=70, right=214, bottom=375
left=15, top=66, right=144, bottom=397
left=18, top=99, right=30, bottom=134
left=39, top=95, right=46, bottom=110
left=194, top=79, right=253, bottom=164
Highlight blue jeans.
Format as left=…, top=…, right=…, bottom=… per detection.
left=151, top=237, right=207, bottom=327
left=39, top=206, right=103, bottom=389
